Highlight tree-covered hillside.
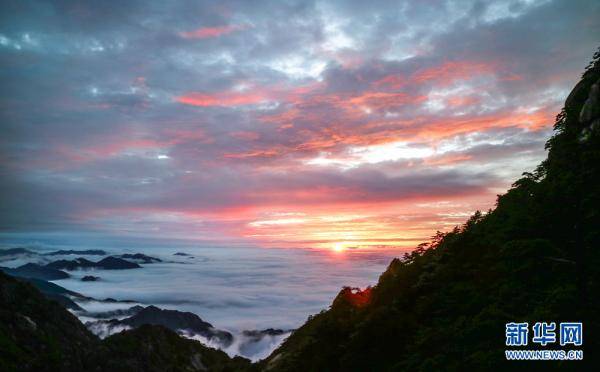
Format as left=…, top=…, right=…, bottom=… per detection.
left=262, top=50, right=600, bottom=371
left=0, top=271, right=253, bottom=372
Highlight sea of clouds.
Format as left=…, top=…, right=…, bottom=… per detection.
left=0, top=238, right=399, bottom=360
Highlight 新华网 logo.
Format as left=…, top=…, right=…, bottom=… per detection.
left=505, top=322, right=583, bottom=361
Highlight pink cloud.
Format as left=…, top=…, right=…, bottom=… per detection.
left=373, top=74, right=406, bottom=89
left=223, top=149, right=281, bottom=159
left=176, top=82, right=321, bottom=107
left=177, top=91, right=268, bottom=107
left=179, top=24, right=244, bottom=39
left=229, top=131, right=261, bottom=141
left=412, top=61, right=497, bottom=85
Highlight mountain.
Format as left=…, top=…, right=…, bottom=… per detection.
left=0, top=263, right=70, bottom=280
left=116, top=253, right=162, bottom=264
left=242, top=329, right=291, bottom=339
left=4, top=273, right=139, bottom=310
left=0, top=271, right=99, bottom=371
left=45, top=258, right=97, bottom=270
left=88, top=325, right=252, bottom=372
left=120, top=306, right=232, bottom=345
left=0, top=271, right=253, bottom=372
left=261, top=51, right=600, bottom=370
left=87, top=305, right=234, bottom=346
left=85, top=305, right=145, bottom=319
left=16, top=276, right=88, bottom=311
left=46, top=256, right=141, bottom=270
left=0, top=247, right=36, bottom=257
left=0, top=248, right=38, bottom=261
left=96, top=256, right=142, bottom=269
left=44, top=249, right=107, bottom=256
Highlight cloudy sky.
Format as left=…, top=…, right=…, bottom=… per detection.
left=1, top=0, right=599, bottom=251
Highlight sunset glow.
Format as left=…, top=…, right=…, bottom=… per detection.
left=1, top=0, right=597, bottom=253
left=332, top=243, right=347, bottom=253
left=1, top=2, right=599, bottom=369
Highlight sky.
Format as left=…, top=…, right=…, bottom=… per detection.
left=1, top=0, right=599, bottom=251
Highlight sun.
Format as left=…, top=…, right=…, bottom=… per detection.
left=332, top=243, right=346, bottom=253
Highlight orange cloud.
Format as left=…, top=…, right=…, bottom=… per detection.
left=418, top=109, right=555, bottom=139
left=345, top=91, right=427, bottom=110
left=177, top=91, right=268, bottom=107
left=236, top=191, right=498, bottom=250
left=445, top=95, right=480, bottom=107
left=424, top=154, right=473, bottom=166
left=412, top=61, right=496, bottom=85
left=249, top=106, right=554, bottom=162
left=179, top=25, right=244, bottom=39
left=223, top=149, right=281, bottom=159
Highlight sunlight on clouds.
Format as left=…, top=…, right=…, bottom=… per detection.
left=423, top=84, right=478, bottom=113
left=322, top=25, right=355, bottom=52
left=435, top=132, right=506, bottom=153
left=305, top=126, right=541, bottom=172
left=320, top=9, right=357, bottom=53
left=268, top=55, right=328, bottom=80
left=306, top=142, right=435, bottom=169
left=244, top=210, right=432, bottom=250
left=382, top=41, right=417, bottom=63
left=351, top=143, right=434, bottom=163
left=248, top=218, right=308, bottom=227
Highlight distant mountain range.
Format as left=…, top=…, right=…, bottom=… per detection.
left=0, top=263, right=70, bottom=280
left=0, top=256, right=145, bottom=281
left=46, top=256, right=142, bottom=270
left=44, top=249, right=108, bottom=256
